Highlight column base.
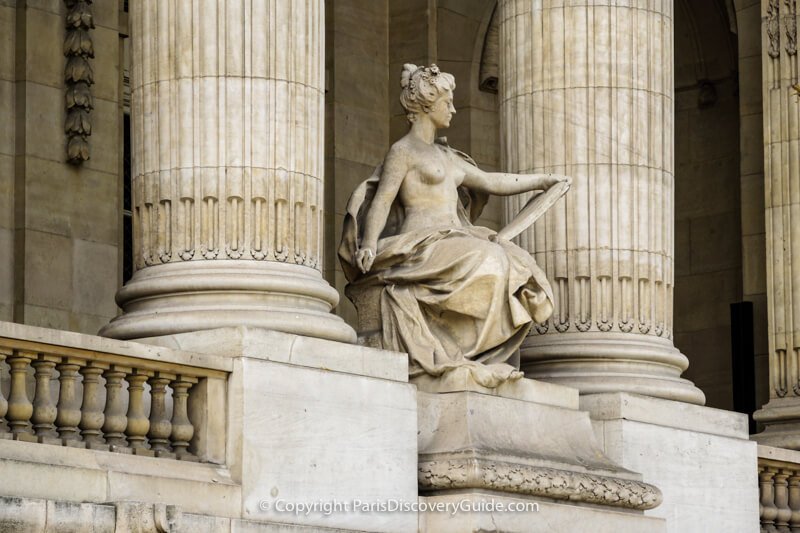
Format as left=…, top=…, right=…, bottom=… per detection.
left=99, top=261, right=356, bottom=343
left=753, top=398, right=800, bottom=450
left=520, top=332, right=706, bottom=405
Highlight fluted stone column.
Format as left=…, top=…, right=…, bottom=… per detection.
left=101, top=0, right=355, bottom=342
left=498, top=0, right=704, bottom=404
left=754, top=0, right=800, bottom=448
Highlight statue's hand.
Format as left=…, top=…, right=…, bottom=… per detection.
left=356, top=247, right=376, bottom=274
left=543, top=174, right=571, bottom=189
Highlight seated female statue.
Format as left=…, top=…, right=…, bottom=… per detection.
left=339, top=64, right=568, bottom=387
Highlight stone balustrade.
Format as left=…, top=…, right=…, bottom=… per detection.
left=759, top=446, right=800, bottom=531
left=0, top=333, right=227, bottom=461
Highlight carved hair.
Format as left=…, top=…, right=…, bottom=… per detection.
left=399, top=63, right=455, bottom=122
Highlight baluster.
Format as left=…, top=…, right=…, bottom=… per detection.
left=31, top=355, right=60, bottom=444
left=170, top=375, right=198, bottom=460
left=0, top=348, right=10, bottom=438
left=764, top=467, right=780, bottom=533
left=80, top=362, right=109, bottom=449
left=7, top=350, right=35, bottom=441
left=55, top=358, right=85, bottom=446
left=125, top=369, right=153, bottom=455
left=788, top=472, right=800, bottom=533
left=777, top=470, right=792, bottom=533
left=103, top=365, right=131, bottom=451
left=148, top=372, right=175, bottom=457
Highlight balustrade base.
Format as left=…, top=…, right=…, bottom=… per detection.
left=100, top=261, right=356, bottom=344
left=521, top=332, right=706, bottom=405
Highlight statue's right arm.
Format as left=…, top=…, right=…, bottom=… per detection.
left=356, top=147, right=408, bottom=273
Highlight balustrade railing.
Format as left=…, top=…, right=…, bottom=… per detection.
left=0, top=335, right=227, bottom=461
left=759, top=446, right=800, bottom=532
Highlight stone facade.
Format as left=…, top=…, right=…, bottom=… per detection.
left=0, top=0, right=791, bottom=531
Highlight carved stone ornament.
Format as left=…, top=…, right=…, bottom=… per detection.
left=786, top=0, right=797, bottom=56
left=64, top=0, right=94, bottom=164
left=418, top=457, right=663, bottom=511
left=768, top=0, right=782, bottom=58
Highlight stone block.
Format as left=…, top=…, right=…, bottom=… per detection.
left=738, top=57, right=763, bottom=116
left=140, top=327, right=406, bottom=381
left=91, top=27, right=120, bottom=103
left=333, top=105, right=389, bottom=166
left=72, top=239, right=118, bottom=318
left=232, top=356, right=418, bottom=533
left=740, top=173, right=765, bottom=235
left=673, top=270, right=739, bottom=332
left=742, top=233, right=766, bottom=295
left=25, top=0, right=61, bottom=16
left=0, top=227, right=12, bottom=306
left=24, top=230, right=72, bottom=310
left=24, top=8, right=62, bottom=88
left=333, top=158, right=378, bottom=215
left=22, top=83, right=63, bottom=163
left=0, top=6, right=13, bottom=82
left=436, top=9, right=480, bottom=62
left=739, top=112, right=764, bottom=174
left=106, top=471, right=241, bottom=519
left=736, top=2, right=761, bottom=58
left=22, top=304, right=70, bottom=331
left=419, top=493, right=666, bottom=533
left=45, top=500, right=115, bottom=532
left=0, top=80, right=14, bottom=155
left=688, top=211, right=741, bottom=274
left=582, top=392, right=759, bottom=533
left=83, top=97, right=120, bottom=175
left=0, top=496, right=46, bottom=533
left=0, top=155, right=12, bottom=229
left=68, top=312, right=114, bottom=336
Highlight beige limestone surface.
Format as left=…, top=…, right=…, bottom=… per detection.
left=583, top=392, right=759, bottom=532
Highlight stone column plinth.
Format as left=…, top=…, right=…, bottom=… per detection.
left=753, top=0, right=800, bottom=448
left=101, top=0, right=355, bottom=342
left=498, top=0, right=704, bottom=404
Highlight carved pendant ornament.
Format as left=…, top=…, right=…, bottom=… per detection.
left=64, top=0, right=94, bottom=164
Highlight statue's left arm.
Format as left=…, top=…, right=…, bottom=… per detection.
left=452, top=152, right=570, bottom=195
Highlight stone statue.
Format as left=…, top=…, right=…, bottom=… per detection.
left=339, top=64, right=570, bottom=388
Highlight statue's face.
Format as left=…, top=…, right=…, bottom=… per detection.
left=429, top=89, right=455, bottom=129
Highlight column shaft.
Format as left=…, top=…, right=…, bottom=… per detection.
left=498, top=0, right=703, bottom=404
left=754, top=0, right=800, bottom=448
left=101, top=0, right=354, bottom=342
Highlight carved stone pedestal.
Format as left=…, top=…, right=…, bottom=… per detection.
left=416, top=370, right=666, bottom=532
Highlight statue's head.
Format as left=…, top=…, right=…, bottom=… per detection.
left=400, top=63, right=456, bottom=123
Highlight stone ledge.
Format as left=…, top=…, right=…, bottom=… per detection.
left=419, top=493, right=667, bottom=533
left=140, top=326, right=408, bottom=382
left=0, top=439, right=240, bottom=519
left=412, top=366, right=578, bottom=409
left=0, top=321, right=232, bottom=373
left=0, top=496, right=363, bottom=532
left=580, top=391, right=749, bottom=439
left=418, top=456, right=662, bottom=511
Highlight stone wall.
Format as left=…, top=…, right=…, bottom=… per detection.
left=734, top=0, right=769, bottom=411
left=672, top=0, right=743, bottom=410
left=325, top=0, right=390, bottom=326
left=1, top=1, right=123, bottom=334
